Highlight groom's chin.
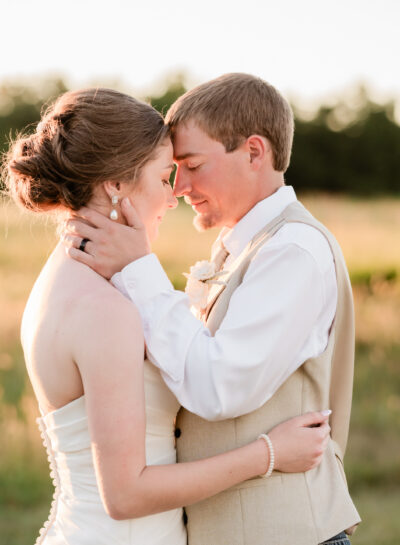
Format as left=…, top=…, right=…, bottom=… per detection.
left=193, top=215, right=207, bottom=232
left=193, top=212, right=220, bottom=232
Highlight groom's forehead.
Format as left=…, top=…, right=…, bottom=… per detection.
left=172, top=121, right=220, bottom=160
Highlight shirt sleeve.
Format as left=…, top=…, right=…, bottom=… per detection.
left=111, top=241, right=328, bottom=421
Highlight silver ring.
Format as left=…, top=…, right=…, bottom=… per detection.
left=79, top=238, right=90, bottom=252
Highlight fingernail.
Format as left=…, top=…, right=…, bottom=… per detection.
left=321, top=409, right=332, bottom=416
left=123, top=198, right=131, bottom=206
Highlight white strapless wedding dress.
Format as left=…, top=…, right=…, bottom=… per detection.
left=35, top=359, right=187, bottom=545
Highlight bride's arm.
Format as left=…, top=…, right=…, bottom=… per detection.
left=71, top=290, right=330, bottom=521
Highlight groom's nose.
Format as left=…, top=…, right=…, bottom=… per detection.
left=173, top=166, right=191, bottom=197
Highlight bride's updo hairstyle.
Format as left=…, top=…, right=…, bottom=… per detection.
left=3, top=88, right=169, bottom=212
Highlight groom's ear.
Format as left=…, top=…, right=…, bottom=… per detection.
left=245, top=135, right=272, bottom=169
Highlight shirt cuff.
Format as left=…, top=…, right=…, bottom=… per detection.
left=118, top=253, right=174, bottom=305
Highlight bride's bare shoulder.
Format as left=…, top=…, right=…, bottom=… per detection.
left=56, top=246, right=140, bottom=319
left=79, top=282, right=139, bottom=320
left=63, top=270, right=144, bottom=367
left=46, top=246, right=143, bottom=342
left=68, top=279, right=145, bottom=376
left=72, top=272, right=141, bottom=330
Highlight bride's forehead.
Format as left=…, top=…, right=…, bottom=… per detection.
left=158, top=141, right=174, bottom=165
left=148, top=139, right=173, bottom=167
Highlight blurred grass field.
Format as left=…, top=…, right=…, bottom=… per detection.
left=1, top=194, right=400, bottom=545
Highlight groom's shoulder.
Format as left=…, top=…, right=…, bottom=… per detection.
left=264, top=221, right=335, bottom=272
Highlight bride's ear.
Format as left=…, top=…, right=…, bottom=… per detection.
left=103, top=180, right=122, bottom=200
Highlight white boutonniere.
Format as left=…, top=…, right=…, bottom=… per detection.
left=183, top=260, right=228, bottom=311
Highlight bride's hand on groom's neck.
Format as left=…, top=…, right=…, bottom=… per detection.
left=61, top=201, right=151, bottom=279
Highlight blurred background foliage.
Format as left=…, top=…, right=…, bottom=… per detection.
left=1, top=74, right=400, bottom=195
left=1, top=75, right=400, bottom=545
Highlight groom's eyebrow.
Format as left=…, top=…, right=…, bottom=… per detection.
left=174, top=152, right=197, bottom=161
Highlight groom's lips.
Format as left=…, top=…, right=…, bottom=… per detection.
left=191, top=200, right=207, bottom=212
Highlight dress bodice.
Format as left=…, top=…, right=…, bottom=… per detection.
left=35, top=359, right=186, bottom=545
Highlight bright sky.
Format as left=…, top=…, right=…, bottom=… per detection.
left=2, top=0, right=399, bottom=109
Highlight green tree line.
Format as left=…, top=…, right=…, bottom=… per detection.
left=1, top=77, right=399, bottom=195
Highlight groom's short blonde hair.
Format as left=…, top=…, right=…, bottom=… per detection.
left=165, top=73, right=294, bottom=172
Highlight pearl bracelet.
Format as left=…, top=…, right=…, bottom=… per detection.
left=258, top=433, right=275, bottom=478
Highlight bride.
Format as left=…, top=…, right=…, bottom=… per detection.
left=3, top=88, right=331, bottom=545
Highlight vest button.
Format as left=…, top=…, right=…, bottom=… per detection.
left=174, top=427, right=181, bottom=438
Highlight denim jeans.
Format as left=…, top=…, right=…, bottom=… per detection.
left=320, top=531, right=351, bottom=545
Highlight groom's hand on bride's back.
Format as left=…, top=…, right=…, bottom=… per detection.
left=62, top=198, right=150, bottom=279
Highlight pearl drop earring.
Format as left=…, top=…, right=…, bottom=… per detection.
left=110, top=195, right=119, bottom=220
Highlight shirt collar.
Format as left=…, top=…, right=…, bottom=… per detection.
left=219, top=185, right=297, bottom=259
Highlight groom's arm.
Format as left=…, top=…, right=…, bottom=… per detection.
left=111, top=241, right=332, bottom=421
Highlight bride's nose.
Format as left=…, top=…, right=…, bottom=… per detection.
left=167, top=188, right=178, bottom=209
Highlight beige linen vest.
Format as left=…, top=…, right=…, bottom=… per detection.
left=176, top=201, right=360, bottom=545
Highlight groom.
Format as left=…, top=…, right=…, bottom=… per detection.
left=67, top=73, right=360, bottom=544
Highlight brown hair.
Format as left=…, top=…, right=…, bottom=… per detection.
left=2, top=88, right=169, bottom=212
left=165, top=73, right=294, bottom=172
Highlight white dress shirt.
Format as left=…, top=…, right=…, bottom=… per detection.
left=112, top=186, right=337, bottom=421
